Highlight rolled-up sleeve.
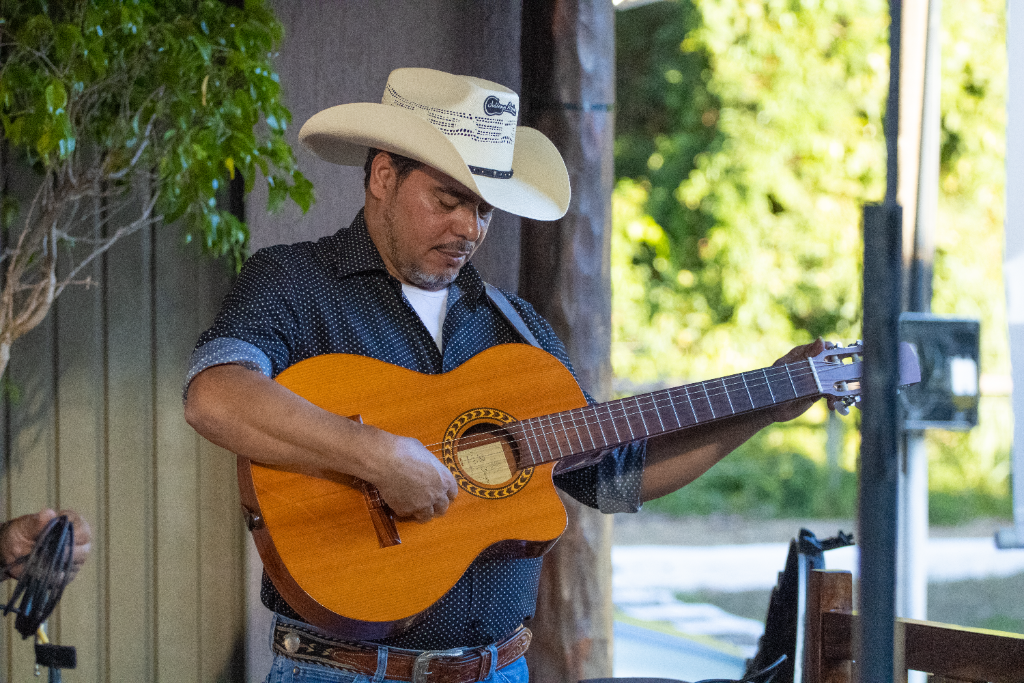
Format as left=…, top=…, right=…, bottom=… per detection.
left=553, top=440, right=647, bottom=513
left=182, top=337, right=274, bottom=402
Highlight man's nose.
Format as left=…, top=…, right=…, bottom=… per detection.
left=452, top=204, right=488, bottom=242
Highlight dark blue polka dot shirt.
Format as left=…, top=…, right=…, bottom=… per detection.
left=187, top=210, right=645, bottom=650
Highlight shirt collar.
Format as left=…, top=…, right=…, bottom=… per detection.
left=326, top=209, right=487, bottom=305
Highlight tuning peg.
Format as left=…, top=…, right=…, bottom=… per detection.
left=834, top=396, right=858, bottom=416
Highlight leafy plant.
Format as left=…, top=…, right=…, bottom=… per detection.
left=0, top=0, right=313, bottom=378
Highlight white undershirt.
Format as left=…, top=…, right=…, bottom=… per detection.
left=401, top=283, right=449, bottom=352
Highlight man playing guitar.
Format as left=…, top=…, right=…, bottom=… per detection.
left=184, top=68, right=822, bottom=683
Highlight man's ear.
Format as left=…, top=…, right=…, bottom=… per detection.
left=367, top=152, right=397, bottom=202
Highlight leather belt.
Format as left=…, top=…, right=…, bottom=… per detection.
left=272, top=622, right=532, bottom=683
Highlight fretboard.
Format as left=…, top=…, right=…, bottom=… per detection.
left=506, top=359, right=822, bottom=469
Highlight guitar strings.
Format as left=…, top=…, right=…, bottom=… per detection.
left=419, top=359, right=840, bottom=458
left=415, top=358, right=856, bottom=460
left=417, top=375, right=813, bottom=462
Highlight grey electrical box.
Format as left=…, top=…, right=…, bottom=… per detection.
left=900, top=313, right=980, bottom=430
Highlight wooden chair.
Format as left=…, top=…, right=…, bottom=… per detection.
left=805, top=569, right=1024, bottom=683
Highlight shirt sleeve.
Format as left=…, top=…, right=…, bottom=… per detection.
left=182, top=247, right=301, bottom=400
left=498, top=290, right=647, bottom=514
left=182, top=337, right=274, bottom=401
left=553, top=440, right=647, bottom=513
left=199, top=247, right=301, bottom=355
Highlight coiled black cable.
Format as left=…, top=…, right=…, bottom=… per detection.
left=1, top=515, right=74, bottom=638
left=694, top=654, right=787, bottom=683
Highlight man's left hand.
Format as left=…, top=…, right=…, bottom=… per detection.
left=766, top=338, right=830, bottom=424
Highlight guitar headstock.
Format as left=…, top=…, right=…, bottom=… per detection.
left=812, top=341, right=922, bottom=415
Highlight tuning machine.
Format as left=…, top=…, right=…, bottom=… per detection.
left=835, top=395, right=861, bottom=416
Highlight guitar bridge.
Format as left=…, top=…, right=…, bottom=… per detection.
left=361, top=481, right=401, bottom=548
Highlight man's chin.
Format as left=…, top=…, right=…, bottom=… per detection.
left=405, top=268, right=458, bottom=291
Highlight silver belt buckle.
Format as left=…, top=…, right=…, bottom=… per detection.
left=411, top=647, right=465, bottom=683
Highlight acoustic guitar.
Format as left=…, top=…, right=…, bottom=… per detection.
left=237, top=341, right=919, bottom=640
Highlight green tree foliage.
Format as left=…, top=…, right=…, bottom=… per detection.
left=614, top=0, right=1010, bottom=521
left=925, top=0, right=1009, bottom=523
left=0, top=0, right=312, bottom=378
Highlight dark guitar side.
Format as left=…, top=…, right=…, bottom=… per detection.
left=237, top=344, right=585, bottom=640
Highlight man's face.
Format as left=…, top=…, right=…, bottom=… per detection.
left=376, top=161, right=493, bottom=291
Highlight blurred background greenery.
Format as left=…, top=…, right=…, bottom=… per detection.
left=612, top=0, right=1010, bottom=524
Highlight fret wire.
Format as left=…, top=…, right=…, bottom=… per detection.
left=526, top=420, right=542, bottom=465
left=544, top=413, right=569, bottom=462
left=569, top=406, right=587, bottom=453
left=513, top=423, right=530, bottom=466
left=650, top=391, right=666, bottom=431
left=583, top=406, right=598, bottom=450
left=607, top=402, right=622, bottom=443
left=762, top=368, right=776, bottom=403
left=522, top=418, right=542, bottom=465
left=687, top=386, right=699, bottom=422
left=742, top=373, right=755, bottom=408
left=666, top=388, right=682, bottom=428
left=585, top=403, right=604, bottom=452
left=623, top=401, right=636, bottom=440
left=533, top=414, right=554, bottom=462
left=560, top=409, right=577, bottom=454
left=563, top=408, right=576, bottom=452
left=722, top=378, right=735, bottom=413
left=600, top=403, right=616, bottom=449
left=786, top=364, right=798, bottom=396
left=633, top=396, right=649, bottom=435
left=581, top=405, right=598, bottom=454
left=702, top=382, right=715, bottom=418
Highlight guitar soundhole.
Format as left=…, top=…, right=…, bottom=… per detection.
left=443, top=408, right=534, bottom=499
left=457, top=423, right=518, bottom=487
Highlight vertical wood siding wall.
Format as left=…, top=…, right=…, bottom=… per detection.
left=0, top=156, right=245, bottom=681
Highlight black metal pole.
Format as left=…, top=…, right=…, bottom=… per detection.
left=857, top=1, right=903, bottom=680
left=884, top=1, right=901, bottom=208
left=859, top=204, right=903, bottom=683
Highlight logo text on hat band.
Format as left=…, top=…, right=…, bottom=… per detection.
left=483, top=96, right=517, bottom=117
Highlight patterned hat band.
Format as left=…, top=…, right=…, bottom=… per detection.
left=468, top=166, right=514, bottom=179
left=383, top=83, right=517, bottom=178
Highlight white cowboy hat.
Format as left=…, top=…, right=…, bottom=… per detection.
left=298, top=68, right=571, bottom=221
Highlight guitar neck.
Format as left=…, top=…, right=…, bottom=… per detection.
left=508, top=359, right=824, bottom=469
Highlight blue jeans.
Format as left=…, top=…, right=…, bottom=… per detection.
left=264, top=652, right=529, bottom=683
left=263, top=616, right=530, bottom=683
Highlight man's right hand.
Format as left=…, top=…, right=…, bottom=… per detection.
left=373, top=432, right=459, bottom=522
left=186, top=363, right=459, bottom=522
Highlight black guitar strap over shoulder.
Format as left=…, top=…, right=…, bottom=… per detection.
left=483, top=283, right=542, bottom=350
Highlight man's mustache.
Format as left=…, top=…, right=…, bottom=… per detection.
left=436, top=240, right=476, bottom=253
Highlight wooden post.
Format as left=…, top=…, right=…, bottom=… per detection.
left=806, top=570, right=854, bottom=683
left=519, top=0, right=617, bottom=680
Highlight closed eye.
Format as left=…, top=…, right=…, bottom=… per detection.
left=437, top=191, right=463, bottom=210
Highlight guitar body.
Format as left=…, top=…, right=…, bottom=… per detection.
left=238, top=344, right=585, bottom=640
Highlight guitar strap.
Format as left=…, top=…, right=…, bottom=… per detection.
left=483, top=283, right=543, bottom=350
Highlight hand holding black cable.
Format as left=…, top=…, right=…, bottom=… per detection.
left=0, top=515, right=78, bottom=681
